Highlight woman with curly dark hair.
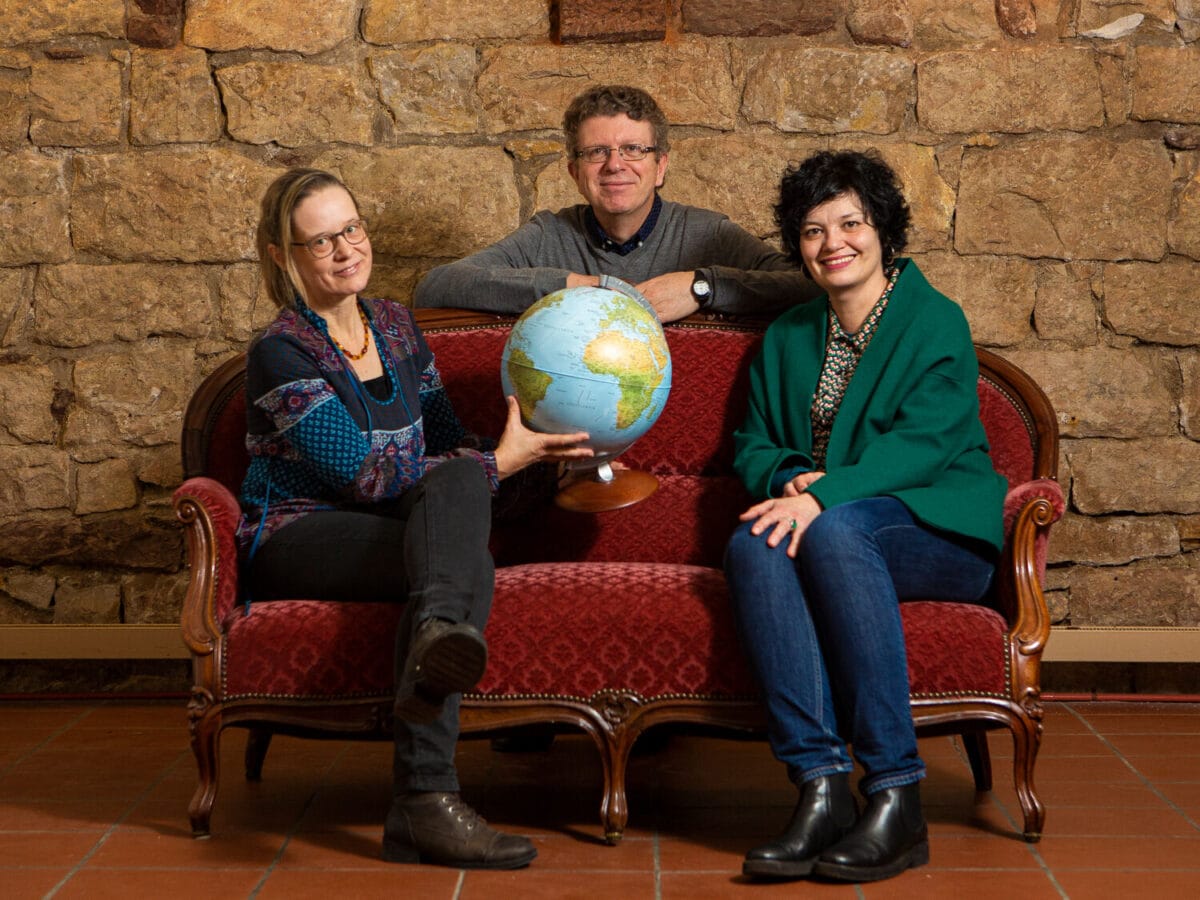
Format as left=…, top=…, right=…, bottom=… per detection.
left=725, top=150, right=1006, bottom=883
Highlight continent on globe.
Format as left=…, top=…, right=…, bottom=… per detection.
left=500, top=286, right=673, bottom=467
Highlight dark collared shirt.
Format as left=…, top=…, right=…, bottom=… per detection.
left=584, top=194, right=663, bottom=255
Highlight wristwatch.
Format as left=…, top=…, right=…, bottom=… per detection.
left=691, top=270, right=713, bottom=309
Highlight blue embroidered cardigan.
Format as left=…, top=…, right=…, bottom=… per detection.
left=236, top=298, right=497, bottom=555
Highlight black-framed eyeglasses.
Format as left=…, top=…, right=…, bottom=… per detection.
left=573, top=144, right=658, bottom=164
left=291, top=219, right=369, bottom=259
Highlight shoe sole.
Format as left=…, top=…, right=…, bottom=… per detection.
left=393, top=628, right=488, bottom=725
left=382, top=838, right=537, bottom=869
left=812, top=839, right=929, bottom=883
left=742, top=857, right=817, bottom=878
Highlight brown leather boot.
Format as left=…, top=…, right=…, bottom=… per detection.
left=393, top=618, right=487, bottom=724
left=382, top=792, right=537, bottom=869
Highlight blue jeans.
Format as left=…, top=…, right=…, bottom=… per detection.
left=724, top=497, right=996, bottom=795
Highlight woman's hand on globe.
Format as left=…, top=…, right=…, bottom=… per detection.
left=494, top=395, right=593, bottom=480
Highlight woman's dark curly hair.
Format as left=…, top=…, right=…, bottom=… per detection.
left=775, top=150, right=911, bottom=275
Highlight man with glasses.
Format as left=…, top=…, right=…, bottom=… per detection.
left=414, top=84, right=818, bottom=322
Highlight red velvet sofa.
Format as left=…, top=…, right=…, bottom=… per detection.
left=176, top=308, right=1064, bottom=844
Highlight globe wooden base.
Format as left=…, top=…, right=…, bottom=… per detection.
left=555, top=468, right=659, bottom=513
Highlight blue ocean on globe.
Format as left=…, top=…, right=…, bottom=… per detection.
left=500, top=286, right=672, bottom=463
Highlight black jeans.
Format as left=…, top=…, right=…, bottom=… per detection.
left=245, top=456, right=495, bottom=793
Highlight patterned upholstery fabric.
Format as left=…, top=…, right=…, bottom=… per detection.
left=188, top=320, right=1045, bottom=705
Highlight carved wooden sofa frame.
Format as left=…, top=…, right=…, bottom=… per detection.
left=176, top=308, right=1064, bottom=845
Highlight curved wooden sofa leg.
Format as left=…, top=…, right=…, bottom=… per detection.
left=186, top=693, right=221, bottom=838
left=579, top=721, right=631, bottom=845
left=962, top=729, right=993, bottom=792
left=245, top=728, right=273, bottom=782
left=1010, top=713, right=1045, bottom=842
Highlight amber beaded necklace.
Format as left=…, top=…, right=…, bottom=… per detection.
left=329, top=303, right=371, bottom=360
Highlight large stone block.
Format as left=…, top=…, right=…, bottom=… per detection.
left=684, top=0, right=839, bottom=36
left=130, top=47, right=222, bottom=145
left=363, top=0, right=546, bottom=43
left=742, top=48, right=912, bottom=135
left=1002, top=348, right=1175, bottom=439
left=1171, top=169, right=1200, bottom=260
left=657, top=135, right=825, bottom=239
left=72, top=150, right=278, bottom=263
left=217, top=61, right=375, bottom=148
left=0, top=446, right=70, bottom=514
left=30, top=56, right=122, bottom=147
left=1104, top=259, right=1200, bottom=346
left=559, top=0, right=667, bottom=42
left=1048, top=512, right=1179, bottom=566
left=52, top=578, right=121, bottom=625
left=69, top=343, right=197, bottom=449
left=34, top=263, right=214, bottom=348
left=1181, top=352, right=1200, bottom=440
left=847, top=0, right=914, bottom=46
left=1070, top=438, right=1200, bottom=514
left=0, top=1, right=124, bottom=45
left=907, top=0, right=1002, bottom=46
left=1033, top=262, right=1099, bottom=346
left=0, top=509, right=182, bottom=568
left=1069, top=0, right=1176, bottom=36
left=834, top=141, right=954, bottom=251
left=369, top=45, right=480, bottom=135
left=183, top=0, right=359, bottom=53
left=0, top=267, right=34, bottom=347
left=75, top=458, right=138, bottom=515
left=127, top=0, right=184, bottom=48
left=0, top=152, right=70, bottom=266
left=0, top=567, right=55, bottom=611
left=122, top=571, right=188, bottom=624
left=1132, top=47, right=1200, bottom=124
left=0, top=68, right=27, bottom=146
left=312, top=148, right=521, bottom=258
left=217, top=264, right=275, bottom=344
left=478, top=43, right=739, bottom=134
left=956, top=138, right=1171, bottom=261
left=918, top=48, right=1103, bottom=134
left=1069, top=561, right=1200, bottom=628
left=0, top=360, right=57, bottom=444
left=910, top=252, right=1035, bottom=347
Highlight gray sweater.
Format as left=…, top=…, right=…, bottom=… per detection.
left=413, top=199, right=819, bottom=316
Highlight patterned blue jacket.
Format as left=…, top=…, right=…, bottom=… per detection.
left=236, top=298, right=497, bottom=555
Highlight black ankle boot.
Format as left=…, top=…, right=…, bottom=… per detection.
left=743, top=773, right=858, bottom=879
left=813, top=782, right=928, bottom=882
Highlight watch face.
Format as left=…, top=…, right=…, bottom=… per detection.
left=693, top=279, right=711, bottom=297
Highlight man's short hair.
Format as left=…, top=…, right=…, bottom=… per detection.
left=562, top=85, right=670, bottom=157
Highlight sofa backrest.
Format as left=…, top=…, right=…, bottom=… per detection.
left=181, top=310, right=1057, bottom=572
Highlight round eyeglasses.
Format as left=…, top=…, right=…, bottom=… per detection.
left=573, top=144, right=658, bottom=164
left=291, top=219, right=369, bottom=259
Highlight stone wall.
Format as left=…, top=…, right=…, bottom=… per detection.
left=3, top=0, right=1200, bottom=637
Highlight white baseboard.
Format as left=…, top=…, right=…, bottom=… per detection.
left=1, top=624, right=1199, bottom=663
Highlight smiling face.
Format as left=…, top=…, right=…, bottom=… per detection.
left=797, top=191, right=887, bottom=307
left=567, top=113, right=668, bottom=241
left=271, top=184, right=372, bottom=311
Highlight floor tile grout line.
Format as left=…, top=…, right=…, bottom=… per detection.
left=0, top=708, right=93, bottom=779
left=40, top=742, right=195, bottom=899
left=247, top=739, right=357, bottom=898
left=1065, top=702, right=1200, bottom=835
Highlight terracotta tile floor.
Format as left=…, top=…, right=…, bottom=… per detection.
left=1, top=699, right=1198, bottom=898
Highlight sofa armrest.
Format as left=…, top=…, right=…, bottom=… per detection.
left=174, top=477, right=242, bottom=656
left=1001, top=478, right=1065, bottom=662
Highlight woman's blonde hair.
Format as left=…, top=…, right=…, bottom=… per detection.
left=257, top=168, right=360, bottom=310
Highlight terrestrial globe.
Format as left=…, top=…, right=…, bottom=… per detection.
left=500, top=284, right=672, bottom=511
